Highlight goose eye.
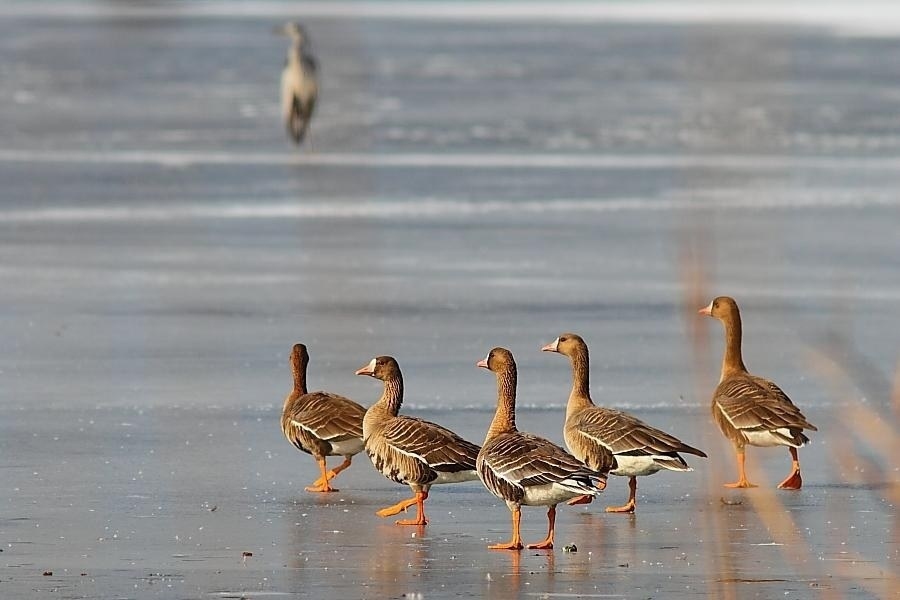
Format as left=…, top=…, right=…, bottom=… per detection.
left=559, top=336, right=567, bottom=342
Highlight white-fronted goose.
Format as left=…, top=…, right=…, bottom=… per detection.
left=543, top=333, right=706, bottom=513
left=277, top=22, right=318, bottom=145
left=700, top=296, right=817, bottom=489
left=281, top=343, right=366, bottom=493
left=477, top=347, right=607, bottom=550
left=355, top=356, right=480, bottom=526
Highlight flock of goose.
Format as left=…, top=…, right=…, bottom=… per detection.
left=281, top=296, right=817, bottom=550
left=273, top=22, right=822, bottom=550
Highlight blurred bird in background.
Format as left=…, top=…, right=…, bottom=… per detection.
left=276, top=22, right=318, bottom=146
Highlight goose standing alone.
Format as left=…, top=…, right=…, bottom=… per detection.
left=477, top=348, right=607, bottom=550
left=281, top=344, right=366, bottom=492
left=355, top=356, right=481, bottom=526
left=542, top=333, right=706, bottom=513
left=699, top=296, right=817, bottom=489
left=277, top=22, right=318, bottom=145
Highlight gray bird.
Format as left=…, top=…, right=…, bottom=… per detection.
left=277, top=22, right=318, bottom=145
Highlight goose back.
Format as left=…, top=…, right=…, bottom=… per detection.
left=366, top=415, right=480, bottom=486
left=282, top=391, right=366, bottom=458
left=478, top=431, right=604, bottom=507
left=713, top=372, right=818, bottom=449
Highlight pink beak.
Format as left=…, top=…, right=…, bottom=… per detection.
left=698, top=302, right=713, bottom=316
left=476, top=358, right=488, bottom=369
left=355, top=359, right=376, bottom=376
left=541, top=339, right=559, bottom=352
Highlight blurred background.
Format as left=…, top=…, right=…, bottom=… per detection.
left=2, top=1, right=898, bottom=412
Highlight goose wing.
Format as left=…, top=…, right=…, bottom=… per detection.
left=378, top=416, right=480, bottom=473
left=480, top=432, right=604, bottom=495
left=287, top=392, right=365, bottom=442
left=573, top=407, right=707, bottom=458
left=715, top=375, right=817, bottom=433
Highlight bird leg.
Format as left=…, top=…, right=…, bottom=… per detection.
left=606, top=476, right=638, bottom=513
left=566, top=494, right=594, bottom=505
left=376, top=494, right=419, bottom=518
left=777, top=447, right=803, bottom=490
left=394, top=491, right=429, bottom=526
left=310, top=456, right=353, bottom=487
left=305, top=458, right=339, bottom=492
left=724, top=450, right=758, bottom=488
left=489, top=507, right=524, bottom=550
left=527, top=506, right=556, bottom=550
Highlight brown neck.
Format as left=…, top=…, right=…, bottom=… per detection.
left=485, top=367, right=518, bottom=443
left=291, top=359, right=308, bottom=396
left=282, top=358, right=306, bottom=416
left=565, top=347, right=594, bottom=418
left=720, top=313, right=748, bottom=381
left=374, top=375, right=404, bottom=417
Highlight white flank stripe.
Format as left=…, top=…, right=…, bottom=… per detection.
left=291, top=420, right=316, bottom=435
left=387, top=442, right=427, bottom=464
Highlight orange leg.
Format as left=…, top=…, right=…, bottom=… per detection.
left=527, top=506, right=556, bottom=550
left=395, top=491, right=429, bottom=526
left=567, top=494, right=594, bottom=506
left=724, top=450, right=758, bottom=488
left=606, top=476, right=637, bottom=513
left=777, top=447, right=803, bottom=490
left=490, top=507, right=524, bottom=550
left=310, top=456, right=353, bottom=487
left=377, top=490, right=429, bottom=525
left=376, top=494, right=419, bottom=518
left=305, top=458, right=339, bottom=492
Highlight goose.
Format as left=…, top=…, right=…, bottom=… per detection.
left=700, top=296, right=817, bottom=489
left=477, top=347, right=607, bottom=550
left=542, top=333, right=706, bottom=513
left=355, top=356, right=480, bottom=525
left=276, top=22, right=318, bottom=145
left=281, top=343, right=366, bottom=492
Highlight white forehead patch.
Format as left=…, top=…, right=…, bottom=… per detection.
left=366, top=358, right=377, bottom=370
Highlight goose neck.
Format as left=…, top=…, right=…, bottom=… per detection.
left=486, top=368, right=517, bottom=442
left=720, top=313, right=748, bottom=381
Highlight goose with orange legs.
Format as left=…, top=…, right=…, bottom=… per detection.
left=542, top=333, right=706, bottom=513
left=281, top=343, right=366, bottom=493
left=477, top=347, right=607, bottom=550
left=356, top=356, right=480, bottom=526
left=699, top=296, right=818, bottom=489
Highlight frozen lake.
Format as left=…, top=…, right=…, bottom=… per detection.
left=0, top=2, right=897, bottom=598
